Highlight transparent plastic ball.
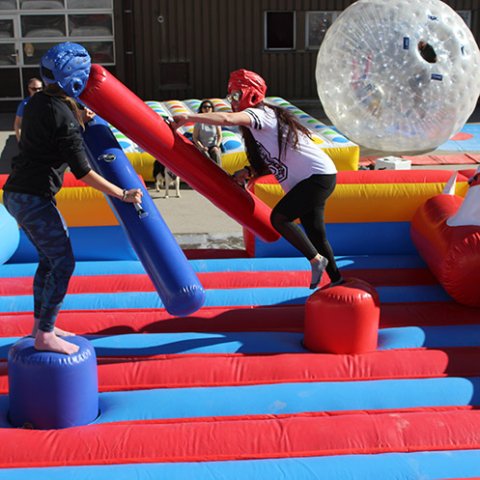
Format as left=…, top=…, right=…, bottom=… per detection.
left=316, top=0, right=480, bottom=154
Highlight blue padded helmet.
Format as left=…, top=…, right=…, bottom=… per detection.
left=40, top=42, right=91, bottom=98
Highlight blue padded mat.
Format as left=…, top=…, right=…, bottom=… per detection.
left=0, top=450, right=479, bottom=480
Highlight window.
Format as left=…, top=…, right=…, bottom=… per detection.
left=22, top=40, right=55, bottom=64
left=82, top=40, right=113, bottom=63
left=68, top=0, right=111, bottom=7
left=0, top=1, right=16, bottom=10
left=306, top=11, right=340, bottom=49
left=0, top=0, right=115, bottom=66
left=68, top=14, right=112, bottom=37
left=265, top=11, right=295, bottom=50
left=0, top=17, right=14, bottom=37
left=21, top=14, right=65, bottom=36
left=20, top=1, right=65, bottom=9
left=0, top=42, right=16, bottom=65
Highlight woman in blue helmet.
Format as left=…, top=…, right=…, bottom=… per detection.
left=3, top=43, right=142, bottom=355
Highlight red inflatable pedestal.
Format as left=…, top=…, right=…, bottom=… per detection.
left=304, top=278, right=380, bottom=354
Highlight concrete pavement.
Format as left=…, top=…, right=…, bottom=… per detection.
left=149, top=188, right=242, bottom=235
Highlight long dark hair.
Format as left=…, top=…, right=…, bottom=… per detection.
left=240, top=103, right=312, bottom=175
left=43, top=83, right=85, bottom=129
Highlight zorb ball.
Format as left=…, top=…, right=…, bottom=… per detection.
left=316, top=0, right=480, bottom=155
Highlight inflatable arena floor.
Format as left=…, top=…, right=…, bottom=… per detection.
left=1, top=167, right=480, bottom=478
left=0, top=66, right=480, bottom=478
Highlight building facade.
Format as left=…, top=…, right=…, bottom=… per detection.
left=0, top=0, right=478, bottom=111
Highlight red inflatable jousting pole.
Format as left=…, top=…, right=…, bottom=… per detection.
left=80, top=64, right=280, bottom=243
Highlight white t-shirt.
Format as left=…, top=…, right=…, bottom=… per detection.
left=245, top=105, right=337, bottom=192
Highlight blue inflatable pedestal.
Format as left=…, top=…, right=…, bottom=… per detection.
left=8, top=336, right=98, bottom=429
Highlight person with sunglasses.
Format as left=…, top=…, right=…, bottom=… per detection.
left=192, top=100, right=223, bottom=166
left=13, top=77, right=44, bottom=142
left=172, top=69, right=343, bottom=289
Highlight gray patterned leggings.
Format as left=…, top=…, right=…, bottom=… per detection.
left=3, top=191, right=75, bottom=332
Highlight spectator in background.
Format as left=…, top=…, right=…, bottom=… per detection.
left=13, top=77, right=43, bottom=142
left=192, top=100, right=223, bottom=166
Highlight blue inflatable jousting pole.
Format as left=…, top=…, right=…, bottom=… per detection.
left=82, top=116, right=205, bottom=316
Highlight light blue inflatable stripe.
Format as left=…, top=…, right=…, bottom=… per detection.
left=0, top=376, right=479, bottom=426
left=0, top=255, right=426, bottom=277
left=0, top=260, right=146, bottom=278
left=0, top=450, right=478, bottom=480
left=254, top=222, right=417, bottom=257
left=72, top=376, right=480, bottom=421
left=189, top=254, right=426, bottom=273
left=0, top=285, right=450, bottom=313
left=9, top=226, right=137, bottom=264
left=1, top=324, right=480, bottom=358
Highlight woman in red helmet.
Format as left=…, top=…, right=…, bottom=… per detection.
left=172, top=69, right=343, bottom=289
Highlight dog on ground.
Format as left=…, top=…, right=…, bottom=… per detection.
left=153, top=160, right=181, bottom=198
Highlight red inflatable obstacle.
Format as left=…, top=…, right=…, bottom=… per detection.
left=411, top=194, right=480, bottom=307
left=304, top=279, right=380, bottom=354
left=79, top=64, right=279, bottom=243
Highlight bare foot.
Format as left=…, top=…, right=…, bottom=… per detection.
left=31, top=318, right=75, bottom=337
left=34, top=331, right=79, bottom=355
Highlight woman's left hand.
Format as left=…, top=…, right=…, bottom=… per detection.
left=123, top=188, right=143, bottom=203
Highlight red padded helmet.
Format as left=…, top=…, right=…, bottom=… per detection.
left=228, top=69, right=267, bottom=111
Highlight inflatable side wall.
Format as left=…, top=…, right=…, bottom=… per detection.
left=244, top=170, right=470, bottom=257
left=411, top=194, right=480, bottom=307
left=111, top=96, right=359, bottom=181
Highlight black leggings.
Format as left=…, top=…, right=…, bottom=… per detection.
left=270, top=173, right=341, bottom=283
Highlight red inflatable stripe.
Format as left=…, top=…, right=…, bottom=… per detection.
left=0, top=269, right=436, bottom=296
left=0, top=306, right=301, bottom=336
left=249, top=170, right=470, bottom=187
left=337, top=170, right=469, bottom=184
left=88, top=347, right=480, bottom=390
left=1, top=346, right=479, bottom=393
left=0, top=409, right=479, bottom=468
left=0, top=302, right=478, bottom=337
